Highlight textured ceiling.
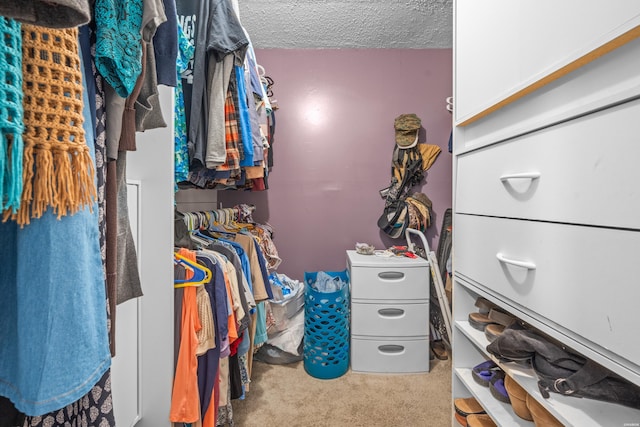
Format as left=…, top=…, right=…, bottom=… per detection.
left=238, top=0, right=453, bottom=49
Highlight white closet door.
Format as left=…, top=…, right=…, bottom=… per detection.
left=111, top=86, right=175, bottom=427
left=111, top=180, right=142, bottom=427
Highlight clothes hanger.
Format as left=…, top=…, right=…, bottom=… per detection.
left=205, top=225, right=237, bottom=239
left=188, top=232, right=214, bottom=249
left=174, top=252, right=212, bottom=287
left=183, top=211, right=196, bottom=231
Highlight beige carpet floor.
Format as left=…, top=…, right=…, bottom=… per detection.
left=233, top=357, right=452, bottom=427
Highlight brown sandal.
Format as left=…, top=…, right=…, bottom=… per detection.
left=469, top=308, right=515, bottom=332
left=454, top=397, right=486, bottom=417
left=466, top=413, right=497, bottom=427
left=431, top=340, right=448, bottom=360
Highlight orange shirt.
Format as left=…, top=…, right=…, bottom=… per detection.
left=169, top=249, right=202, bottom=423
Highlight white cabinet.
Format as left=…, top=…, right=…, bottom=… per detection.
left=453, top=3, right=640, bottom=426
left=454, top=0, right=640, bottom=124
left=347, top=250, right=430, bottom=374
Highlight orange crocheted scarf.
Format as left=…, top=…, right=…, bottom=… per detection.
left=3, top=24, right=95, bottom=226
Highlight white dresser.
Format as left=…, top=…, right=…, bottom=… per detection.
left=453, top=2, right=640, bottom=426
left=347, top=250, right=430, bottom=374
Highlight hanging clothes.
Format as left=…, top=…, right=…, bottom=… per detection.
left=174, top=0, right=273, bottom=192
left=153, top=0, right=179, bottom=87
left=195, top=251, right=229, bottom=425
left=134, top=0, right=168, bottom=132
left=175, top=20, right=195, bottom=185
left=94, top=0, right=144, bottom=99
left=171, top=205, right=281, bottom=427
left=170, top=249, right=202, bottom=424
left=0, top=29, right=111, bottom=414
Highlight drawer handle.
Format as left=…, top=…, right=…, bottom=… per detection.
left=377, top=271, right=405, bottom=280
left=496, top=253, right=536, bottom=270
left=378, top=308, right=405, bottom=318
left=378, top=344, right=405, bottom=355
left=499, top=172, right=541, bottom=181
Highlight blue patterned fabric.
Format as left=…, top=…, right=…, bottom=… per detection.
left=174, top=20, right=194, bottom=186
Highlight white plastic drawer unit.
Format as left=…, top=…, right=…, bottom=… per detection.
left=350, top=336, right=430, bottom=374
left=454, top=213, right=640, bottom=368
left=351, top=301, right=429, bottom=337
left=347, top=251, right=430, bottom=301
left=455, top=97, right=640, bottom=230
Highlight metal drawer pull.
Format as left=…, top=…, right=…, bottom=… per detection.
left=377, top=271, right=405, bottom=280
left=499, top=172, right=541, bottom=181
left=496, top=253, right=536, bottom=270
left=378, top=345, right=405, bottom=355
left=378, top=308, right=405, bottom=318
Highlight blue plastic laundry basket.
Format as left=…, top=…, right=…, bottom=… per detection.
left=303, top=270, right=350, bottom=379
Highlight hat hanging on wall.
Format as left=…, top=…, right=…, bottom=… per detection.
left=394, top=113, right=421, bottom=149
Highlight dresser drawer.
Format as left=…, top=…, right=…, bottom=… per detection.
left=350, top=265, right=430, bottom=300
left=456, top=98, right=640, bottom=230
left=455, top=213, right=640, bottom=366
left=347, top=251, right=430, bottom=301
left=351, top=336, right=430, bottom=373
left=351, top=301, right=429, bottom=337
left=349, top=265, right=429, bottom=301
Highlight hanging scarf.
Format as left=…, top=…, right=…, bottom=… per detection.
left=3, top=24, right=96, bottom=226
left=0, top=17, right=23, bottom=214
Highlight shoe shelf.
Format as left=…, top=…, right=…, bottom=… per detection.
left=454, top=367, right=531, bottom=426
left=454, top=284, right=640, bottom=427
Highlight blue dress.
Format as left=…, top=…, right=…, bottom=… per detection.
left=0, top=38, right=111, bottom=415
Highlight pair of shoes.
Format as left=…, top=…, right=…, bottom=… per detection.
left=468, top=298, right=517, bottom=334
left=468, top=297, right=499, bottom=331
left=454, top=397, right=486, bottom=426
left=472, top=360, right=511, bottom=405
left=471, top=360, right=501, bottom=387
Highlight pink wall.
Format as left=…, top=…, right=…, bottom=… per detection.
left=220, top=49, right=453, bottom=280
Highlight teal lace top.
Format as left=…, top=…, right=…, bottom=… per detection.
left=94, top=0, right=144, bottom=98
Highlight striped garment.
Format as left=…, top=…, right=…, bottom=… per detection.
left=217, top=79, right=240, bottom=173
